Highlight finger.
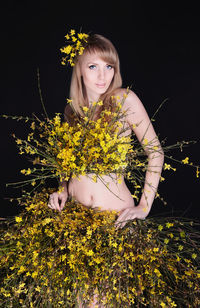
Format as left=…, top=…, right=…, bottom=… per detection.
left=48, top=198, right=56, bottom=210
left=47, top=203, right=53, bottom=209
left=115, top=212, right=137, bottom=229
left=115, top=217, right=128, bottom=229
left=48, top=195, right=54, bottom=208
left=51, top=194, right=61, bottom=211
left=115, top=216, right=126, bottom=228
left=115, top=220, right=127, bottom=229
left=116, top=208, right=130, bottom=222
left=116, top=209, right=132, bottom=225
left=60, top=196, right=67, bottom=211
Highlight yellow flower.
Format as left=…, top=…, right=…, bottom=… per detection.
left=32, top=271, right=38, bottom=278
left=166, top=222, right=174, bottom=228
left=60, top=45, right=72, bottom=54
left=86, top=227, right=92, bottom=237
left=35, top=286, right=41, bottom=292
left=61, top=254, right=67, bottom=261
left=79, top=47, right=85, bottom=55
left=164, top=163, right=170, bottom=170
left=86, top=250, right=94, bottom=256
left=143, top=138, right=148, bottom=145
left=15, top=216, right=22, bottom=223
left=30, top=122, right=35, bottom=130
left=42, top=218, right=52, bottom=225
left=16, top=139, right=22, bottom=144
left=112, top=242, right=118, bottom=248
left=164, top=163, right=176, bottom=172
left=18, top=265, right=26, bottom=274
left=182, top=157, right=189, bottom=164
left=117, top=176, right=122, bottom=184
left=154, top=268, right=161, bottom=277
left=92, top=175, right=97, bottom=182
left=97, top=100, right=103, bottom=106
left=26, top=168, right=32, bottom=175
left=70, top=29, right=75, bottom=36
left=31, top=180, right=36, bottom=186
left=176, top=255, right=181, bottom=262
left=82, top=106, right=89, bottom=112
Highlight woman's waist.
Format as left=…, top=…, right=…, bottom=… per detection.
left=68, top=173, right=134, bottom=211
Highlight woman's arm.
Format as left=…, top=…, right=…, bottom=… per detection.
left=116, top=90, right=164, bottom=226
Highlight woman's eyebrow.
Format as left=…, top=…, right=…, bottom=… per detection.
left=87, top=62, right=99, bottom=65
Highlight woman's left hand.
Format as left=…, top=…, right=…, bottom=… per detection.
left=115, top=204, right=149, bottom=228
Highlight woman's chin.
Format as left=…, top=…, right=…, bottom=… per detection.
left=95, top=87, right=108, bottom=95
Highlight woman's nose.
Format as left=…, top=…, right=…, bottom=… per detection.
left=98, top=68, right=105, bottom=80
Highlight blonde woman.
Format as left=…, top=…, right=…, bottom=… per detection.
left=48, top=34, right=164, bottom=307
left=48, top=34, right=164, bottom=227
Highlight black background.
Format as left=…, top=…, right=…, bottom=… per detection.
left=1, top=1, right=199, bottom=218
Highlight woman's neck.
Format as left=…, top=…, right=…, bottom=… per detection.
left=86, top=90, right=101, bottom=104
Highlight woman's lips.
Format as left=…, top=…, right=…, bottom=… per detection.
left=96, top=83, right=106, bottom=88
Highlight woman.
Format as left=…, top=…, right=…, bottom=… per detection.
left=1, top=33, right=200, bottom=308
left=48, top=34, right=164, bottom=228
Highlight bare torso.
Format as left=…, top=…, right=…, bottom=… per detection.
left=68, top=119, right=135, bottom=212
left=68, top=173, right=135, bottom=211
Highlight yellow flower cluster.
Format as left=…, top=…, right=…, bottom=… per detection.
left=8, top=94, right=199, bottom=204
left=60, top=29, right=88, bottom=66
left=0, top=188, right=200, bottom=307
left=13, top=98, right=137, bottom=191
left=55, top=112, right=131, bottom=182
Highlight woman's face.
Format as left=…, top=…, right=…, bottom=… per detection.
left=80, top=52, right=115, bottom=102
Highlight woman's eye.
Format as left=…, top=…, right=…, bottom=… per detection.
left=89, top=65, right=96, bottom=70
left=106, top=64, right=113, bottom=70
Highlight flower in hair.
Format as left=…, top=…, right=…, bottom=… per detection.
left=60, top=29, right=89, bottom=67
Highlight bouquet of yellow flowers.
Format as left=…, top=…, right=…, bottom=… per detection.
left=11, top=97, right=130, bottom=182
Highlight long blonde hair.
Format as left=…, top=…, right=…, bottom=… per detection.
left=65, top=34, right=122, bottom=121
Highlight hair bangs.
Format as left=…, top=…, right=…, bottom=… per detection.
left=87, top=47, right=117, bottom=67
left=84, top=34, right=118, bottom=67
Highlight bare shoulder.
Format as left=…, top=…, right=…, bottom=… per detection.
left=114, top=88, right=143, bottom=111
left=113, top=87, right=130, bottom=99
left=114, top=88, right=152, bottom=131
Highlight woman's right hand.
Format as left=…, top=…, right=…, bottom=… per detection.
left=48, top=191, right=68, bottom=212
